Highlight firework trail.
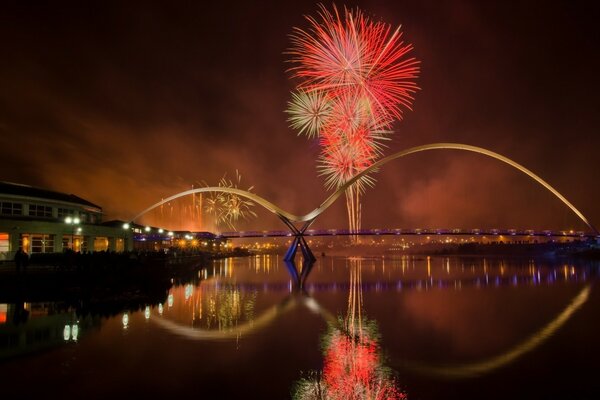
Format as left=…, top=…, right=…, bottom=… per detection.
left=287, top=4, right=419, bottom=237
left=203, top=170, right=256, bottom=231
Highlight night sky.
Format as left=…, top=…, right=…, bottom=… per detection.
left=1, top=1, right=599, bottom=232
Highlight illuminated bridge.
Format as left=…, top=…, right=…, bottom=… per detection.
left=131, top=143, right=600, bottom=261
left=217, top=228, right=595, bottom=239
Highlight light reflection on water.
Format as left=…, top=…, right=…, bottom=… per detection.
left=0, top=255, right=598, bottom=399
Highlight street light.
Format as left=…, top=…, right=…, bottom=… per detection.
left=65, top=216, right=81, bottom=251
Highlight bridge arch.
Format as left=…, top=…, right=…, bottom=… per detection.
left=400, top=283, right=591, bottom=378
left=150, top=293, right=337, bottom=340
left=312, top=143, right=597, bottom=233
left=131, top=143, right=597, bottom=234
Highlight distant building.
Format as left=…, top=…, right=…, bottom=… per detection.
left=131, top=226, right=230, bottom=253
left=0, top=181, right=133, bottom=261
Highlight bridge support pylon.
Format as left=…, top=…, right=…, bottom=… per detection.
left=279, top=216, right=317, bottom=263
left=284, top=256, right=315, bottom=291
left=283, top=235, right=316, bottom=263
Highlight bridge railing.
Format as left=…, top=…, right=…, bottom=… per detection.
left=217, top=228, right=595, bottom=238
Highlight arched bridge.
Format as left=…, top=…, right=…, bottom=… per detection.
left=131, top=143, right=599, bottom=260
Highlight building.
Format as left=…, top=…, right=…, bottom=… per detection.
left=0, top=181, right=133, bottom=261
left=131, top=227, right=230, bottom=253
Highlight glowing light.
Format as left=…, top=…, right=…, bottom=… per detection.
left=71, top=324, right=79, bottom=341
left=144, top=306, right=151, bottom=320
left=123, top=223, right=130, bottom=230
left=122, top=313, right=129, bottom=329
left=73, top=217, right=80, bottom=224
left=184, top=284, right=193, bottom=300
left=145, top=226, right=151, bottom=232
left=168, top=231, right=174, bottom=237
left=168, top=294, right=174, bottom=308
left=158, top=228, right=164, bottom=234
left=63, top=325, right=71, bottom=341
left=158, top=303, right=163, bottom=315
left=64, top=216, right=72, bottom=224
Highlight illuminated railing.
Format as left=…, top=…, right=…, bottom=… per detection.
left=217, top=228, right=593, bottom=238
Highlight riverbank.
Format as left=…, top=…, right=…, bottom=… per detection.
left=0, top=248, right=251, bottom=275
left=0, top=250, right=250, bottom=311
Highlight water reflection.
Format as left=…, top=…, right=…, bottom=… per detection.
left=285, top=257, right=315, bottom=290
left=0, top=268, right=173, bottom=360
left=294, top=259, right=407, bottom=399
left=0, top=302, right=96, bottom=360
left=1, top=255, right=598, bottom=399
left=403, top=283, right=592, bottom=379
left=149, top=257, right=311, bottom=339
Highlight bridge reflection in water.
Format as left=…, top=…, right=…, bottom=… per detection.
left=146, top=255, right=594, bottom=394
left=293, top=258, right=407, bottom=399
left=1, top=255, right=597, bottom=399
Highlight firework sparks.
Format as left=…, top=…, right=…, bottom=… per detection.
left=203, top=170, right=256, bottom=231
left=287, top=4, right=419, bottom=236
left=286, top=90, right=333, bottom=138
left=288, top=4, right=420, bottom=121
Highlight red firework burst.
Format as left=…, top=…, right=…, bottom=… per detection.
left=288, top=4, right=420, bottom=121
left=287, top=4, right=419, bottom=235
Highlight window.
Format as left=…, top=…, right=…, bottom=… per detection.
left=0, top=202, right=22, bottom=216
left=0, top=233, right=8, bottom=261
left=28, top=204, right=53, bottom=218
left=57, top=208, right=74, bottom=219
left=93, top=237, right=109, bottom=252
left=19, top=234, right=30, bottom=254
left=30, top=234, right=54, bottom=254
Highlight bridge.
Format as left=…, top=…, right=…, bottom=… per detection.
left=131, top=143, right=600, bottom=261
left=216, top=228, right=594, bottom=239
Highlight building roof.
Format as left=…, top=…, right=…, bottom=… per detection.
left=0, top=181, right=102, bottom=211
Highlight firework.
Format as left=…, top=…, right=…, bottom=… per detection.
left=286, top=90, right=332, bottom=138
left=203, top=170, right=256, bottom=231
left=288, top=4, right=420, bottom=121
left=287, top=4, right=419, bottom=237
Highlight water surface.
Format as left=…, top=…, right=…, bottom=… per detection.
left=1, top=255, right=598, bottom=399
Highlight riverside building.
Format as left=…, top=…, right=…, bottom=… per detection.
left=0, top=181, right=133, bottom=261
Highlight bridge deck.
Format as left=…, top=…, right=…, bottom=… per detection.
left=218, top=228, right=597, bottom=239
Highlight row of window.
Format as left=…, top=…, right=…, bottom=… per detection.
left=28, top=204, right=53, bottom=218
left=1, top=233, right=125, bottom=257
left=0, top=202, right=99, bottom=223
left=0, top=202, right=22, bottom=216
